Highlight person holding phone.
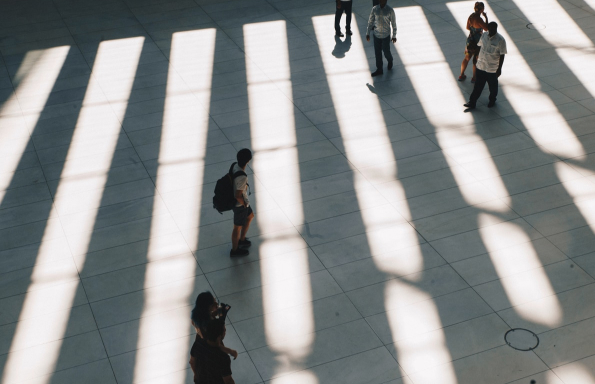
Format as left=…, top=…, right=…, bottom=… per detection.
left=191, top=291, right=237, bottom=359
left=459, top=2, right=489, bottom=83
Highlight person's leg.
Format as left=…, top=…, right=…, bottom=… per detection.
left=468, top=69, right=488, bottom=106
left=471, top=51, right=479, bottom=81
left=373, top=35, right=383, bottom=72
left=231, top=206, right=249, bottom=255
left=335, top=4, right=343, bottom=34
left=231, top=225, right=242, bottom=250
left=344, top=1, right=352, bottom=33
left=460, top=53, right=471, bottom=78
left=486, top=72, right=498, bottom=104
left=382, top=36, right=393, bottom=66
left=240, top=211, right=254, bottom=241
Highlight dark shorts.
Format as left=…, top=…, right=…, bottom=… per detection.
left=233, top=205, right=253, bottom=226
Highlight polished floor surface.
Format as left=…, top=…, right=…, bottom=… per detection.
left=2, top=0, right=595, bottom=383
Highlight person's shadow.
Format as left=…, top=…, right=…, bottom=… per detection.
left=332, top=35, right=352, bottom=58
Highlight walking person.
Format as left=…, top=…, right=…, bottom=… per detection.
left=191, top=291, right=237, bottom=359
left=230, top=148, right=253, bottom=257
left=189, top=319, right=236, bottom=384
left=366, top=0, right=397, bottom=77
left=459, top=2, right=489, bottom=82
left=335, top=0, right=352, bottom=37
left=464, top=22, right=506, bottom=110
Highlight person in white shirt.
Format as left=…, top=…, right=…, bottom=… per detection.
left=464, top=22, right=507, bottom=109
left=366, top=0, right=397, bottom=77
left=335, top=0, right=352, bottom=37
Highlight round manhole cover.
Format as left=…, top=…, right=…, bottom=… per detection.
left=527, top=23, right=546, bottom=30
left=505, top=328, right=539, bottom=351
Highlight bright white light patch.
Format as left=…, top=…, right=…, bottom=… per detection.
left=0, top=46, right=70, bottom=207
left=479, top=214, right=562, bottom=326
left=244, top=21, right=315, bottom=372
left=133, top=29, right=216, bottom=383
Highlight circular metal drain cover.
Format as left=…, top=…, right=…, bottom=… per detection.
left=527, top=23, right=546, bottom=30
left=505, top=328, right=539, bottom=351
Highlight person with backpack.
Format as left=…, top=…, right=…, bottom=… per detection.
left=229, top=149, right=253, bottom=257
left=212, top=149, right=254, bottom=256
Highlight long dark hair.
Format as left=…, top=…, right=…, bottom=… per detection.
left=191, top=291, right=215, bottom=328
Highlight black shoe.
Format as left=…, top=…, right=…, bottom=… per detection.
left=239, top=238, right=251, bottom=248
left=336, top=31, right=344, bottom=37
left=387, top=61, right=393, bottom=70
left=371, top=70, right=383, bottom=77
left=230, top=248, right=249, bottom=257
left=463, top=102, right=476, bottom=109
left=346, top=29, right=353, bottom=35
left=487, top=101, right=496, bottom=108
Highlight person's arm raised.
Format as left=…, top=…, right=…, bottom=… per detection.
left=480, top=12, right=489, bottom=30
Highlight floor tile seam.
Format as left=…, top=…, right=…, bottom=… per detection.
left=0, top=327, right=100, bottom=359
left=534, top=312, right=595, bottom=338
left=224, top=125, right=321, bottom=146
left=59, top=208, right=174, bottom=239
left=50, top=182, right=156, bottom=211
left=294, top=214, right=416, bottom=249
left=445, top=236, right=570, bottom=269
left=54, top=195, right=160, bottom=222
left=223, top=307, right=366, bottom=353
left=519, top=198, right=595, bottom=230
left=357, top=285, right=475, bottom=319
left=225, top=291, right=348, bottom=326
left=250, top=161, right=356, bottom=192
left=249, top=343, right=390, bottom=382
left=124, top=124, right=225, bottom=147
left=134, top=138, right=235, bottom=164
left=382, top=187, right=507, bottom=221
left=44, top=171, right=150, bottom=198
left=85, top=272, right=199, bottom=311
left=0, top=273, right=83, bottom=303
left=10, top=358, right=114, bottom=383
left=79, top=249, right=200, bottom=281
left=335, top=262, right=464, bottom=295
left=0, top=27, right=74, bottom=50
left=0, top=196, right=55, bottom=215
left=412, top=210, right=526, bottom=243
left=0, top=254, right=74, bottom=278
left=493, top=280, right=595, bottom=315
left=504, top=369, right=560, bottom=384
left=103, top=330, right=194, bottom=360
left=389, top=334, right=512, bottom=378
left=469, top=258, right=591, bottom=290
left=203, top=262, right=322, bottom=296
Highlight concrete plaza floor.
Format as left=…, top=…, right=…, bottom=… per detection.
left=2, top=0, right=595, bottom=383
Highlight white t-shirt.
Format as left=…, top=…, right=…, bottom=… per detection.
left=477, top=32, right=507, bottom=73
left=232, top=163, right=249, bottom=207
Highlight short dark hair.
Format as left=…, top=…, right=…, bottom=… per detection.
left=237, top=148, right=252, bottom=168
left=475, top=2, right=484, bottom=10
left=488, top=21, right=498, bottom=29
left=204, top=319, right=225, bottom=342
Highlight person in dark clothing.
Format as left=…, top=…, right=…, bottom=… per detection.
left=335, top=0, right=353, bottom=37
left=190, top=291, right=237, bottom=359
left=190, top=319, right=235, bottom=384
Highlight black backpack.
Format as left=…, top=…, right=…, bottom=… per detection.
left=213, top=162, right=246, bottom=214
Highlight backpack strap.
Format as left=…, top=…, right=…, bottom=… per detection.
left=228, top=162, right=247, bottom=183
